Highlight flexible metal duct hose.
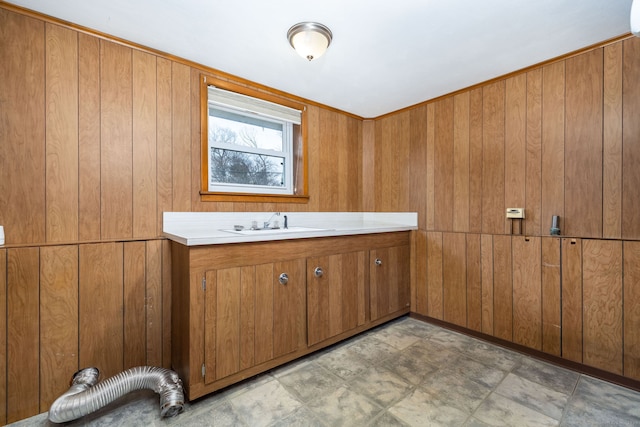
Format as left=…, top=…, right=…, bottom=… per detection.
left=48, top=366, right=184, bottom=424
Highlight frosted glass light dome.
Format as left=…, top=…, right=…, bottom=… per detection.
left=287, top=22, right=333, bottom=61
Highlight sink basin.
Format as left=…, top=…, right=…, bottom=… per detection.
left=221, top=226, right=330, bottom=235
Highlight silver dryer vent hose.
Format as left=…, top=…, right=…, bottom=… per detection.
left=48, top=366, right=184, bottom=424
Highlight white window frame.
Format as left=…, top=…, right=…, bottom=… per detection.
left=207, top=86, right=301, bottom=195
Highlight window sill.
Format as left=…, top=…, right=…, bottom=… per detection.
left=200, top=192, right=310, bottom=204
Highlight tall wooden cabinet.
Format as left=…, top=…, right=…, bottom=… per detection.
left=171, top=231, right=411, bottom=400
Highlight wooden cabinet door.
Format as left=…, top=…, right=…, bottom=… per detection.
left=307, top=251, right=366, bottom=347
left=370, top=245, right=410, bottom=321
left=203, top=258, right=305, bottom=385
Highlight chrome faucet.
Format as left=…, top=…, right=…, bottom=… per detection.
left=264, top=212, right=280, bottom=229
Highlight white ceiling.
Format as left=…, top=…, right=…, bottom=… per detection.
left=5, top=0, right=635, bottom=118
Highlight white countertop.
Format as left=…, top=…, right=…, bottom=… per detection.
left=163, top=212, right=418, bottom=246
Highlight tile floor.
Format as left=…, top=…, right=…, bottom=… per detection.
left=11, top=316, right=640, bottom=426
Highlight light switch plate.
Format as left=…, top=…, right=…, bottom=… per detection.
left=506, top=208, right=525, bottom=219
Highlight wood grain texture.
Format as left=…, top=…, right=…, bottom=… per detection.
left=480, top=234, right=494, bottom=335
left=425, top=103, right=436, bottom=230
left=145, top=239, right=163, bottom=367
left=512, top=236, right=541, bottom=350
left=132, top=50, right=158, bottom=238
left=124, top=241, right=146, bottom=368
left=0, top=9, right=46, bottom=245
left=525, top=68, right=543, bottom=236
left=443, top=233, right=467, bottom=327
left=375, top=112, right=411, bottom=212
left=468, top=88, right=483, bottom=233
left=273, top=259, right=306, bottom=357
left=453, top=93, right=470, bottom=232
left=564, top=49, right=603, bottom=238
left=101, top=40, right=133, bottom=239
left=481, top=82, right=505, bottom=235
left=410, top=105, right=428, bottom=229
left=7, top=248, right=40, bottom=423
left=156, top=57, right=173, bottom=233
left=426, top=232, right=443, bottom=319
left=39, top=246, right=78, bottom=409
left=79, top=243, right=124, bottom=379
left=504, top=74, right=526, bottom=234
left=624, top=241, right=640, bottom=380
left=204, top=269, right=217, bottom=384
left=361, top=119, right=375, bottom=212
left=434, top=98, right=454, bottom=231
left=215, top=267, right=241, bottom=379
left=45, top=23, right=79, bottom=242
left=0, top=249, right=5, bottom=425
left=541, top=61, right=565, bottom=235
left=413, top=230, right=428, bottom=316
left=254, top=264, right=274, bottom=364
left=622, top=36, right=640, bottom=239
left=466, top=234, right=482, bottom=332
left=541, top=237, right=561, bottom=356
left=161, top=240, right=172, bottom=368
left=603, top=43, right=623, bottom=239
left=493, top=235, right=512, bottom=342
left=562, top=238, right=582, bottom=363
left=78, top=32, right=101, bottom=241
left=239, top=266, right=256, bottom=371
left=172, top=62, right=191, bottom=211
left=582, top=239, right=622, bottom=374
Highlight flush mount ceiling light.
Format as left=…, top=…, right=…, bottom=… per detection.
left=287, top=22, right=332, bottom=61
left=632, top=0, right=640, bottom=37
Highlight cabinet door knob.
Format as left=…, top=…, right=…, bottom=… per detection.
left=278, top=273, right=289, bottom=285
left=314, top=267, right=324, bottom=278
left=375, top=258, right=382, bottom=266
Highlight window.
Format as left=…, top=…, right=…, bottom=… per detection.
left=201, top=76, right=308, bottom=202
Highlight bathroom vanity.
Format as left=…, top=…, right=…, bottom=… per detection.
left=164, top=212, right=417, bottom=400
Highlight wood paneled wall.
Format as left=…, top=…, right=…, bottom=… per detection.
left=372, top=35, right=640, bottom=386
left=0, top=5, right=363, bottom=424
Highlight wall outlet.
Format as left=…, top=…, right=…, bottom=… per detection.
left=506, top=208, right=525, bottom=219
left=0, top=225, right=4, bottom=245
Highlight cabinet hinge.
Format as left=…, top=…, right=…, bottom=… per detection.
left=201, top=363, right=206, bottom=378
left=202, top=277, right=206, bottom=291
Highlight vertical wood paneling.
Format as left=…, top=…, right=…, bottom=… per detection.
left=562, top=238, right=582, bottom=363
left=603, top=43, right=623, bottom=239
left=525, top=69, right=543, bottom=236
left=468, top=88, right=483, bottom=233
left=203, top=270, right=217, bottom=384
left=361, top=119, right=375, bottom=212
left=376, top=112, right=410, bottom=212
left=124, top=242, right=146, bottom=368
left=493, top=235, right=512, bottom=341
left=273, top=259, right=305, bottom=357
left=172, top=62, right=191, bottom=211
left=541, top=62, right=565, bottom=235
left=622, top=36, right=640, bottom=239
left=434, top=98, right=454, bottom=231
left=541, top=237, right=561, bottom=356
left=156, top=57, right=173, bottom=233
left=101, top=41, right=133, bottom=239
left=425, top=104, right=436, bottom=230
left=481, top=82, right=505, bottom=234
left=145, top=240, right=163, bottom=367
left=132, top=50, right=158, bottom=238
left=504, top=74, right=526, bottom=234
left=0, top=249, right=5, bottom=425
left=512, top=236, right=541, bottom=350
left=0, top=10, right=46, bottom=244
left=453, top=93, right=470, bottom=232
left=480, top=234, right=494, bottom=335
left=345, top=117, right=363, bottom=211
left=79, top=243, right=124, bottom=379
left=443, top=233, right=467, bottom=326
left=40, top=246, right=78, bottom=409
left=466, top=234, right=482, bottom=332
left=45, top=23, right=79, bottom=242
left=426, top=231, right=443, bottom=319
left=239, top=266, right=256, bottom=371
left=320, top=109, right=340, bottom=210
left=254, top=264, right=274, bottom=364
left=7, top=248, right=40, bottom=423
left=413, top=230, right=428, bottom=316
left=624, top=241, right=640, bottom=380
left=582, top=239, right=622, bottom=374
left=410, top=105, right=428, bottom=229
left=565, top=49, right=603, bottom=238
left=78, top=32, right=101, bottom=241
left=161, top=240, right=172, bottom=368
